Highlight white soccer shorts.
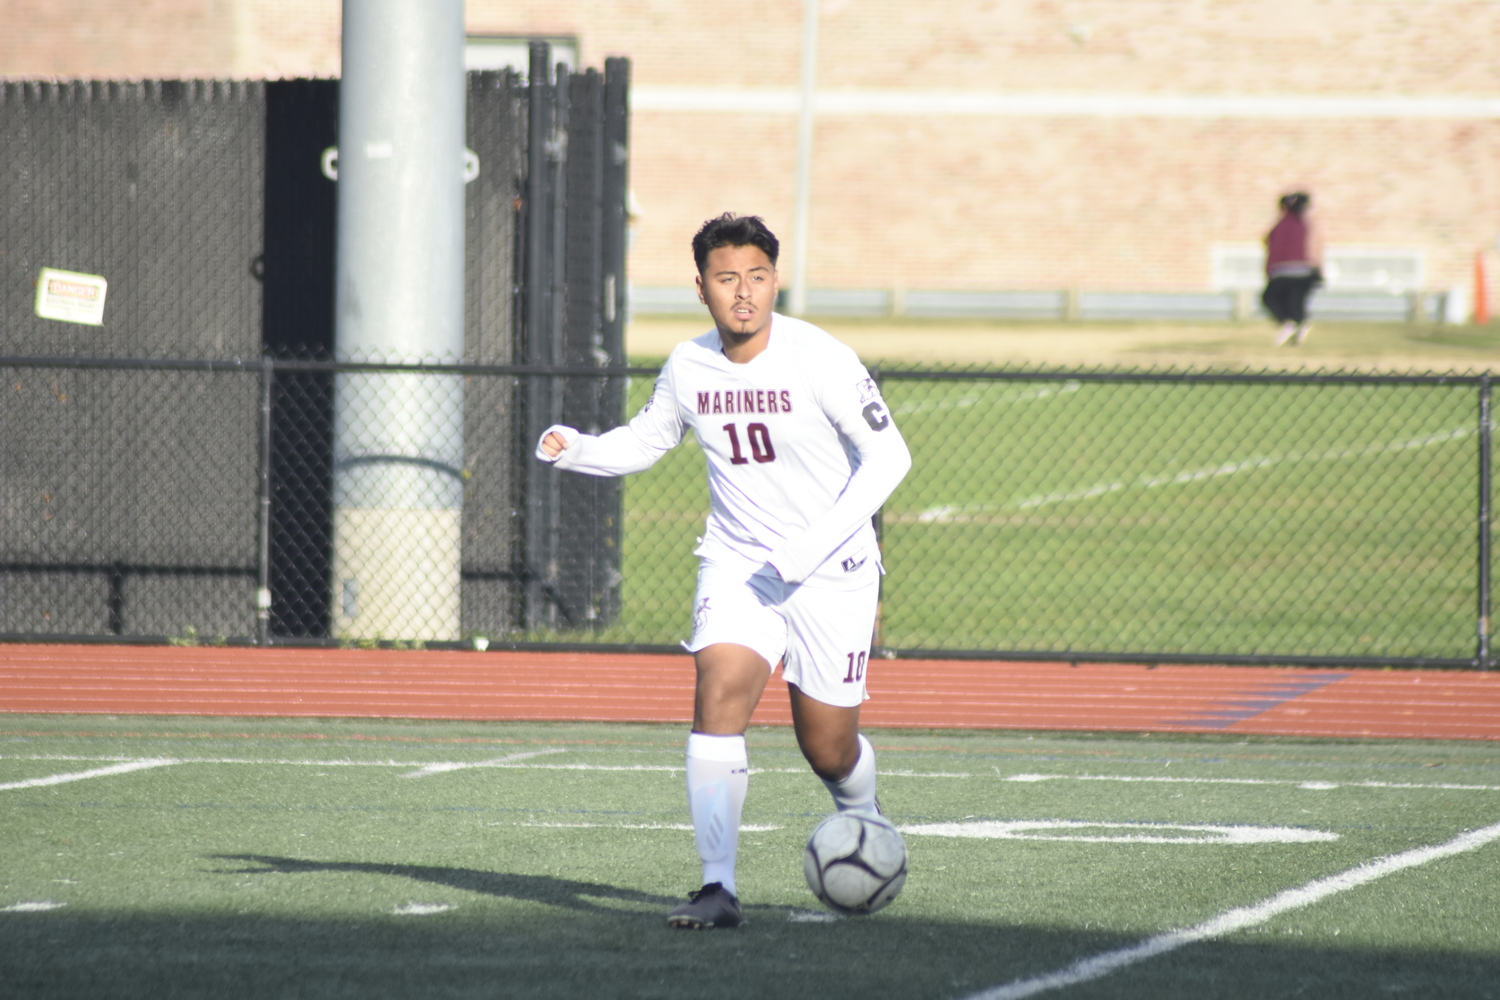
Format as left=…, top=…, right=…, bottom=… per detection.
left=683, top=558, right=880, bottom=709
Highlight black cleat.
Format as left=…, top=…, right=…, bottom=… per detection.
left=666, top=882, right=743, bottom=930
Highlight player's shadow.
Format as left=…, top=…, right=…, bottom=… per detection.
left=209, top=854, right=678, bottom=914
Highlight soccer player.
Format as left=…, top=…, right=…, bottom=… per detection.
left=535, top=213, right=912, bottom=929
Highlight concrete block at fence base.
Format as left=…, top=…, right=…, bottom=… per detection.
left=331, top=507, right=461, bottom=641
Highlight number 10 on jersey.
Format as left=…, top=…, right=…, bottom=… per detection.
left=723, top=423, right=776, bottom=464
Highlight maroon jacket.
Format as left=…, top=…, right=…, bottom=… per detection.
left=1266, top=213, right=1312, bottom=276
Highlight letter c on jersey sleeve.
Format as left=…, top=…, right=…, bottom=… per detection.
left=861, top=400, right=890, bottom=431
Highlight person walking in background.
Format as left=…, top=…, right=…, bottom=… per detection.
left=1262, top=191, right=1323, bottom=346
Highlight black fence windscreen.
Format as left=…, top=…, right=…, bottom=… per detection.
left=0, top=80, right=266, bottom=363
left=1, top=361, right=261, bottom=638
left=2, top=59, right=629, bottom=645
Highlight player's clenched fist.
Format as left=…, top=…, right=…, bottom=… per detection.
left=534, top=424, right=580, bottom=462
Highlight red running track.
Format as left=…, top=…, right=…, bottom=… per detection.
left=1, top=644, right=1499, bottom=741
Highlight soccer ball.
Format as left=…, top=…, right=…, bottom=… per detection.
left=803, top=811, right=908, bottom=915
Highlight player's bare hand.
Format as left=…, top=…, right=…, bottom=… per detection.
left=541, top=431, right=571, bottom=458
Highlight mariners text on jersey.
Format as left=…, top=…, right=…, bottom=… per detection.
left=697, top=390, right=793, bottom=415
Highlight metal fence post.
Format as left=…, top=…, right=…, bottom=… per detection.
left=546, top=64, right=572, bottom=619
left=871, top=364, right=886, bottom=653
left=522, top=40, right=558, bottom=628
left=257, top=358, right=274, bottom=645
left=1480, top=373, right=1492, bottom=670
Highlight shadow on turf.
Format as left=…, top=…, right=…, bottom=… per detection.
left=209, top=853, right=681, bottom=913
left=4, top=907, right=1498, bottom=1000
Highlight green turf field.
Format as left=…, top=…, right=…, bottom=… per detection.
left=587, top=366, right=1483, bottom=662
left=4, top=716, right=1498, bottom=999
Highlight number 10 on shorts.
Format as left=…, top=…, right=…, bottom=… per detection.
left=844, top=651, right=867, bottom=683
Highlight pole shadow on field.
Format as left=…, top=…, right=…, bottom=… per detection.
left=209, top=854, right=678, bottom=912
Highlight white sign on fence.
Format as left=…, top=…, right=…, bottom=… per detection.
left=35, top=268, right=108, bottom=326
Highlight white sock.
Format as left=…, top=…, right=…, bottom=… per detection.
left=685, top=732, right=748, bottom=896
left=822, top=734, right=878, bottom=813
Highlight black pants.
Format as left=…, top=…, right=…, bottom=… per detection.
left=1262, top=275, right=1319, bottom=324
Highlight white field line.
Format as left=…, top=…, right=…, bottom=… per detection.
left=0, top=758, right=177, bottom=791
left=518, top=822, right=780, bottom=832
left=892, top=381, right=1081, bottom=417
left=788, top=909, right=843, bottom=923
left=1005, top=772, right=1500, bottom=793
left=961, top=817, right=1500, bottom=1000
left=901, top=819, right=1337, bottom=845
left=407, top=762, right=689, bottom=773
left=393, top=902, right=455, bottom=916
left=0, top=755, right=687, bottom=773
left=1, top=755, right=165, bottom=763
left=1, top=901, right=67, bottom=912
left=917, top=426, right=1471, bottom=523
left=402, top=748, right=568, bottom=777
left=3, top=756, right=1497, bottom=792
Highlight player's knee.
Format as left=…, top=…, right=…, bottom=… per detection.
left=800, top=735, right=859, bottom=782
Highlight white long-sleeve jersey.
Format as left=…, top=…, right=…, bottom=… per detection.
left=536, top=314, right=912, bottom=585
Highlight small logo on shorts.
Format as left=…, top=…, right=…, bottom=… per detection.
left=841, top=555, right=867, bottom=573
left=693, top=597, right=711, bottom=636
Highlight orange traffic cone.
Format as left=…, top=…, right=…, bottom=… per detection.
left=1477, top=252, right=1490, bottom=325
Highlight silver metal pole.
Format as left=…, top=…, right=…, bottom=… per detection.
left=332, top=0, right=467, bottom=642
left=788, top=0, right=819, bottom=317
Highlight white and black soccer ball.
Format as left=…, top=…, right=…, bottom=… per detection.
left=803, top=811, right=908, bottom=915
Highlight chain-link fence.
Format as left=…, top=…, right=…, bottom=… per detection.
left=2, top=69, right=1493, bottom=668
left=0, top=357, right=627, bottom=646
left=614, top=364, right=1493, bottom=669
left=875, top=367, right=1489, bottom=668
left=1, top=358, right=1493, bottom=669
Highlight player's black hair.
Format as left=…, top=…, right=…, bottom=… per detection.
left=1279, top=191, right=1311, bottom=215
left=691, top=213, right=780, bottom=272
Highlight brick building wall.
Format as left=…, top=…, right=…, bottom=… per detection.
left=0, top=1, right=340, bottom=79
left=4, top=0, right=1497, bottom=305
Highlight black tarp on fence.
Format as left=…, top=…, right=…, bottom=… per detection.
left=0, top=49, right=630, bottom=642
